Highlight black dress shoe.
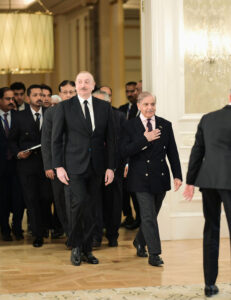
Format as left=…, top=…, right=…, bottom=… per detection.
left=92, top=239, right=101, bottom=248
left=204, top=285, right=219, bottom=297
left=71, top=247, right=82, bottom=266
left=133, top=239, right=148, bottom=257
left=2, top=234, right=13, bottom=241
left=125, top=219, right=140, bottom=230
left=33, top=237, right=44, bottom=247
left=82, top=252, right=99, bottom=264
left=120, top=215, right=134, bottom=227
left=51, top=229, right=64, bottom=239
left=148, top=254, right=164, bottom=266
left=15, top=233, right=24, bottom=241
left=108, top=239, right=118, bottom=247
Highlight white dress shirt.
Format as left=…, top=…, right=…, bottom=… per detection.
left=140, top=113, right=156, bottom=130
left=77, top=94, right=95, bottom=131
left=0, top=109, right=11, bottom=129
left=30, top=106, right=43, bottom=130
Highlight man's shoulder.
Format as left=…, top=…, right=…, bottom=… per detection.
left=119, top=103, right=129, bottom=110
left=155, top=115, right=171, bottom=126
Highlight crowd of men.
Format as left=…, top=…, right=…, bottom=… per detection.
left=1, top=71, right=230, bottom=297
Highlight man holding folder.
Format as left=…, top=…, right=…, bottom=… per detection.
left=9, top=84, right=51, bottom=247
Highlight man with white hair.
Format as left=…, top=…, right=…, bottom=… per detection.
left=120, top=91, right=182, bottom=266
left=52, top=71, right=115, bottom=266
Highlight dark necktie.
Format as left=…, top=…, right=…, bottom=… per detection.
left=35, top=112, right=40, bottom=130
left=147, top=118, right=153, bottom=132
left=3, top=113, right=10, bottom=137
left=84, top=100, right=92, bottom=132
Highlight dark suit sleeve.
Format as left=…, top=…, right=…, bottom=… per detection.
left=166, top=123, right=182, bottom=180
left=9, top=114, right=20, bottom=157
left=105, top=105, right=116, bottom=170
left=120, top=121, right=150, bottom=160
left=52, top=103, right=65, bottom=168
left=186, top=117, right=205, bottom=185
left=41, top=108, right=53, bottom=170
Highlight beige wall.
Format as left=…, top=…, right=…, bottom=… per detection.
left=124, top=10, right=141, bottom=84
left=184, top=0, right=231, bottom=113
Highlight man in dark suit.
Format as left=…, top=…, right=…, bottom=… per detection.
left=52, top=71, right=115, bottom=266
left=0, top=87, right=24, bottom=241
left=9, top=84, right=52, bottom=247
left=183, top=102, right=231, bottom=297
left=120, top=91, right=182, bottom=266
left=119, top=81, right=141, bottom=229
left=10, top=82, right=29, bottom=111
left=41, top=80, right=76, bottom=240
left=92, top=89, right=126, bottom=247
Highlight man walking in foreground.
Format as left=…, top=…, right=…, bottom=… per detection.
left=183, top=98, right=231, bottom=297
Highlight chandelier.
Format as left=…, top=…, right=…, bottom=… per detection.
left=184, top=0, right=231, bottom=79
left=0, top=0, right=54, bottom=74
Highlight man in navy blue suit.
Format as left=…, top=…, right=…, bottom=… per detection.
left=120, top=91, right=182, bottom=266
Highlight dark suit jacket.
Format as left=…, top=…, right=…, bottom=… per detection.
left=120, top=115, right=182, bottom=194
left=52, top=96, right=115, bottom=175
left=0, top=110, right=18, bottom=175
left=186, top=105, right=231, bottom=190
left=41, top=106, right=56, bottom=171
left=111, top=107, right=126, bottom=177
left=119, top=102, right=138, bottom=119
left=9, top=107, right=46, bottom=174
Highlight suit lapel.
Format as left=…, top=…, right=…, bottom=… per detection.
left=92, top=97, right=100, bottom=133
left=71, top=96, right=92, bottom=135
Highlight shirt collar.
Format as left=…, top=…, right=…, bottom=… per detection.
left=78, top=94, right=92, bottom=106
left=0, top=109, right=11, bottom=117
left=140, top=113, right=155, bottom=122
left=30, top=106, right=42, bottom=115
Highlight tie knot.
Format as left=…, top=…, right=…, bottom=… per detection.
left=35, top=112, right=40, bottom=117
left=4, top=112, right=8, bottom=118
left=84, top=100, right=88, bottom=105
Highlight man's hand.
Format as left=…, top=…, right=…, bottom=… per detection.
left=174, top=178, right=182, bottom=191
left=17, top=150, right=31, bottom=159
left=124, top=165, right=128, bottom=178
left=183, top=184, right=195, bottom=201
left=45, top=169, right=55, bottom=180
left=144, top=128, right=161, bottom=142
left=105, top=169, right=114, bottom=186
left=56, top=167, right=69, bottom=185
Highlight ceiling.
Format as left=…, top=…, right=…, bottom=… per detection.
left=0, top=0, right=140, bottom=14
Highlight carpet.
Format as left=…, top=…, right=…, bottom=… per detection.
left=0, top=283, right=230, bottom=299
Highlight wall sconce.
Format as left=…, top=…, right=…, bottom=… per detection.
left=184, top=29, right=231, bottom=79
left=0, top=0, right=54, bottom=74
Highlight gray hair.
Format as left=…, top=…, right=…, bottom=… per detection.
left=137, top=91, right=156, bottom=103
left=93, top=90, right=110, bottom=102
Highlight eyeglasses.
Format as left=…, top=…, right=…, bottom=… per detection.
left=61, top=90, right=76, bottom=95
left=3, top=97, right=15, bottom=101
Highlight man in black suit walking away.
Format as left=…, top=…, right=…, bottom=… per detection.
left=9, top=85, right=52, bottom=247
left=183, top=100, right=231, bottom=297
left=121, top=91, right=182, bottom=266
left=52, top=71, right=115, bottom=266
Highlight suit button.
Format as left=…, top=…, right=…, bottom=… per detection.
left=161, top=159, right=164, bottom=162
left=163, top=146, right=166, bottom=149
left=145, top=173, right=149, bottom=176
left=147, top=160, right=150, bottom=163
left=161, top=173, right=165, bottom=176
left=89, top=148, right=91, bottom=152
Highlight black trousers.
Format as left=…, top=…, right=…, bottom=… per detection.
left=103, top=175, right=123, bottom=241
left=201, top=189, right=231, bottom=285
left=18, top=163, right=52, bottom=238
left=135, top=191, right=166, bottom=255
left=122, top=178, right=140, bottom=221
left=51, top=176, right=69, bottom=236
left=0, top=159, right=24, bottom=235
left=67, top=164, right=102, bottom=252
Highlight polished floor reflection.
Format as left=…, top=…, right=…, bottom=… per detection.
left=0, top=229, right=230, bottom=294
